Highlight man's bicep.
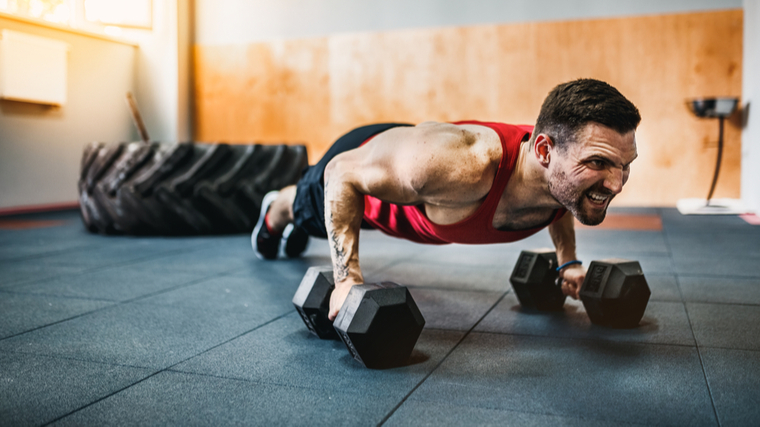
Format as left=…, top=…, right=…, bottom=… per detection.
left=357, top=124, right=470, bottom=201
left=323, top=147, right=418, bottom=206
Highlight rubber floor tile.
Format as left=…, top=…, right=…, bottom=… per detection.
left=0, top=260, right=88, bottom=288
left=7, top=267, right=207, bottom=302
left=292, top=229, right=431, bottom=270
left=0, top=291, right=113, bottom=339
left=18, top=241, right=188, bottom=269
left=408, top=243, right=523, bottom=268
left=660, top=209, right=753, bottom=232
left=375, top=260, right=512, bottom=292
left=134, top=274, right=299, bottom=314
left=298, top=238, right=331, bottom=259
left=475, top=294, right=695, bottom=346
left=679, top=276, right=760, bottom=305
left=172, top=313, right=464, bottom=396
left=0, top=351, right=153, bottom=426
left=665, top=232, right=760, bottom=257
left=410, top=333, right=716, bottom=426
left=671, top=254, right=760, bottom=278
left=686, top=302, right=760, bottom=350
left=0, top=239, right=91, bottom=262
left=518, top=229, right=556, bottom=245
left=407, top=288, right=504, bottom=331
left=229, top=256, right=321, bottom=284
left=132, top=250, right=255, bottom=275
left=0, top=221, right=86, bottom=249
left=358, top=230, right=431, bottom=259
left=642, top=273, right=682, bottom=302
left=700, top=347, right=760, bottom=426
left=0, top=301, right=289, bottom=368
left=385, top=401, right=652, bottom=427
left=575, top=252, right=674, bottom=275
left=51, top=371, right=398, bottom=427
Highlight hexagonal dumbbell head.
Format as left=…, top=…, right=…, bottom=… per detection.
left=579, top=259, right=651, bottom=328
left=510, top=249, right=565, bottom=311
left=292, top=266, right=339, bottom=340
left=333, top=282, right=425, bottom=369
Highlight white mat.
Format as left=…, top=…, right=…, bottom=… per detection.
left=676, top=198, right=752, bottom=215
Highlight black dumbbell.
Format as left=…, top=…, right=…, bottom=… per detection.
left=510, top=250, right=651, bottom=328
left=292, top=266, right=340, bottom=339
left=509, top=249, right=565, bottom=311
left=579, top=258, right=651, bottom=328
left=292, top=266, right=426, bottom=369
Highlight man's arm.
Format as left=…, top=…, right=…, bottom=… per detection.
left=323, top=156, right=368, bottom=320
left=547, top=210, right=586, bottom=299
left=322, top=122, right=494, bottom=320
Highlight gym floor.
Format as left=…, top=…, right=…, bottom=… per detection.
left=1, top=208, right=759, bottom=426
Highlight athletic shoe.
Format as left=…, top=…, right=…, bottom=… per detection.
left=281, top=223, right=310, bottom=258
left=252, top=191, right=281, bottom=260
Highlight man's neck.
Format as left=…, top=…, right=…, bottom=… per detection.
left=501, top=141, right=561, bottom=212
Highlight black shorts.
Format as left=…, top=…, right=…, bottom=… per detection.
left=292, top=123, right=413, bottom=238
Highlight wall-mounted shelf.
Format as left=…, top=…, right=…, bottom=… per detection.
left=0, top=29, right=70, bottom=106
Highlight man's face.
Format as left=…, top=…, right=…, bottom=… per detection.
left=547, top=122, right=638, bottom=225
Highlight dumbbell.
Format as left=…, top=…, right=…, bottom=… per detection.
left=292, top=266, right=426, bottom=369
left=509, top=249, right=651, bottom=328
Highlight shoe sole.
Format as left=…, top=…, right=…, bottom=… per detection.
left=252, top=191, right=280, bottom=260
left=280, top=223, right=310, bottom=258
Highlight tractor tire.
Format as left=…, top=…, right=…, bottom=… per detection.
left=78, top=141, right=308, bottom=235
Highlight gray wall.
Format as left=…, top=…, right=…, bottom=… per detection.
left=0, top=17, right=137, bottom=209
left=196, top=0, right=742, bottom=44
left=743, top=0, right=760, bottom=211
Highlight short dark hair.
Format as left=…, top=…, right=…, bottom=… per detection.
left=532, top=79, right=641, bottom=149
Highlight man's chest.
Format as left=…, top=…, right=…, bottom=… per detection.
left=492, top=206, right=558, bottom=231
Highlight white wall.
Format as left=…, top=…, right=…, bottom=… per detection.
left=743, top=0, right=760, bottom=212
left=123, top=0, right=192, bottom=142
left=196, top=0, right=742, bottom=44
left=0, top=17, right=137, bottom=209
left=0, top=0, right=190, bottom=210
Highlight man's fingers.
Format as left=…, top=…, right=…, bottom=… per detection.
left=571, top=281, right=581, bottom=299
left=561, top=279, right=580, bottom=300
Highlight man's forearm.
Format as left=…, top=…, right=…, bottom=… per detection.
left=324, top=166, right=364, bottom=286
left=548, top=211, right=578, bottom=266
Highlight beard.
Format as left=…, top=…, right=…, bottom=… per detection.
left=547, top=169, right=613, bottom=226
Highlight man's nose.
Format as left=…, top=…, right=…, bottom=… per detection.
left=604, top=168, right=624, bottom=194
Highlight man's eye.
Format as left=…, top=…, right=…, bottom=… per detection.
left=589, top=160, right=605, bottom=168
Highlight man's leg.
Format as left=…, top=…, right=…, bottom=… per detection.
left=252, top=185, right=308, bottom=260
left=253, top=122, right=413, bottom=260
left=267, top=185, right=296, bottom=232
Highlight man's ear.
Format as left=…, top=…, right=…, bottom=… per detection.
left=533, top=134, right=554, bottom=167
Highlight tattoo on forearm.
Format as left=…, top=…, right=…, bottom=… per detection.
left=327, top=211, right=350, bottom=281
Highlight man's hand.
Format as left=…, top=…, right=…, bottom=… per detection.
left=559, top=264, right=586, bottom=299
left=328, top=280, right=360, bottom=321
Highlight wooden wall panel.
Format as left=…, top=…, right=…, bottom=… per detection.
left=194, top=9, right=743, bottom=206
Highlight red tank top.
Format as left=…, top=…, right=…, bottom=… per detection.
left=362, top=121, right=567, bottom=244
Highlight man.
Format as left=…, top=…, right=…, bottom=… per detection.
left=252, top=78, right=641, bottom=321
